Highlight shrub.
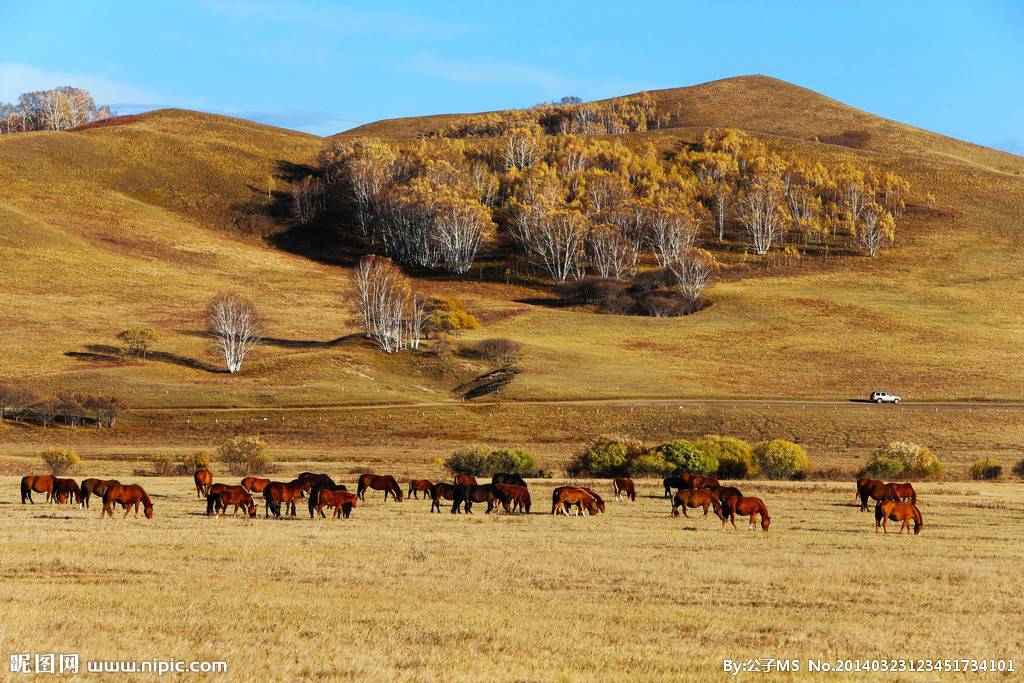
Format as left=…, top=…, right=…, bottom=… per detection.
left=863, top=455, right=905, bottom=479
left=866, top=442, right=943, bottom=479
left=41, top=448, right=80, bottom=475
left=426, top=297, right=479, bottom=336
left=1013, top=459, right=1024, bottom=478
left=218, top=435, right=274, bottom=476
left=969, top=459, right=1002, bottom=480
left=149, top=454, right=177, bottom=476
left=557, top=277, right=627, bottom=305
left=476, top=338, right=522, bottom=366
left=445, top=446, right=491, bottom=476
left=695, top=435, right=756, bottom=478
left=178, top=451, right=211, bottom=475
left=655, top=439, right=718, bottom=475
left=565, top=435, right=663, bottom=477
left=628, top=451, right=674, bottom=476
left=754, top=439, right=811, bottom=480
left=487, top=448, right=536, bottom=474
left=117, top=325, right=158, bottom=358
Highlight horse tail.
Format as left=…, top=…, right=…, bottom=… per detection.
left=20, top=477, right=29, bottom=504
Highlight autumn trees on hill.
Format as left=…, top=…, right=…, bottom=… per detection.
left=0, top=87, right=111, bottom=134
left=312, top=124, right=909, bottom=318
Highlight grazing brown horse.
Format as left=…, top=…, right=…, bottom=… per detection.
left=663, top=474, right=692, bottom=498
left=856, top=477, right=894, bottom=511
left=613, top=477, right=636, bottom=502
left=79, top=479, right=119, bottom=508
left=310, top=488, right=358, bottom=519
left=296, top=472, right=337, bottom=499
left=263, top=479, right=312, bottom=518
left=672, top=489, right=723, bottom=519
left=208, top=486, right=256, bottom=518
left=886, top=482, right=917, bottom=504
left=551, top=487, right=601, bottom=516
left=451, top=484, right=508, bottom=514
left=241, top=476, right=271, bottom=494
left=492, top=473, right=528, bottom=488
left=307, top=483, right=350, bottom=517
left=20, top=474, right=55, bottom=504
left=875, top=500, right=924, bottom=534
left=453, top=473, right=477, bottom=486
left=53, top=478, right=81, bottom=505
left=707, top=484, right=743, bottom=501
left=493, top=483, right=531, bottom=513
left=101, top=484, right=154, bottom=519
left=578, top=487, right=607, bottom=513
left=430, top=482, right=459, bottom=512
left=407, top=479, right=434, bottom=499
left=194, top=468, right=213, bottom=498
left=357, top=474, right=404, bottom=502
left=721, top=496, right=770, bottom=531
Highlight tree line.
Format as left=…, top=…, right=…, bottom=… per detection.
left=0, top=86, right=112, bottom=134
left=0, top=382, right=121, bottom=428
left=306, top=127, right=909, bottom=318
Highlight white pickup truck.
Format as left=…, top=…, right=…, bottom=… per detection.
left=869, top=391, right=901, bottom=404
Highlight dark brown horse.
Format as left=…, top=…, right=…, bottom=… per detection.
left=208, top=486, right=257, bottom=518
left=875, top=500, right=924, bottom=534
left=493, top=483, right=531, bottom=513
left=430, top=482, right=458, bottom=512
left=707, top=484, right=743, bottom=500
left=453, top=473, right=477, bottom=486
left=307, top=483, right=350, bottom=517
left=241, top=476, right=271, bottom=494
left=263, top=479, right=312, bottom=517
left=551, top=487, right=600, bottom=516
left=310, top=488, right=358, bottom=519
left=856, top=477, right=893, bottom=511
left=407, top=479, right=434, bottom=499
left=886, top=482, right=917, bottom=504
left=79, top=478, right=119, bottom=508
left=53, top=478, right=81, bottom=505
left=20, top=474, right=55, bottom=504
left=357, top=474, right=404, bottom=502
left=691, top=475, right=720, bottom=490
left=613, top=477, right=636, bottom=502
left=721, top=496, right=770, bottom=531
left=663, top=474, right=692, bottom=498
left=296, top=472, right=337, bottom=499
left=491, top=473, right=528, bottom=487
left=451, top=484, right=508, bottom=514
left=194, top=468, right=213, bottom=498
left=672, top=489, right=723, bottom=519
left=101, top=484, right=154, bottom=519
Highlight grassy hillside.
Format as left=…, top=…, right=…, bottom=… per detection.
left=1, top=78, right=1023, bottom=418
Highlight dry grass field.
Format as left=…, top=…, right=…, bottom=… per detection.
left=2, top=471, right=1022, bottom=681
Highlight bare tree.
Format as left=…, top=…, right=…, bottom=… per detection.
left=587, top=223, right=636, bottom=279
left=668, top=248, right=718, bottom=304
left=0, top=382, right=37, bottom=422
left=858, top=203, right=895, bottom=257
left=432, top=195, right=491, bottom=274
left=503, top=127, right=539, bottom=171
left=207, top=293, right=262, bottom=373
left=290, top=176, right=325, bottom=225
left=512, top=206, right=587, bottom=283
left=82, top=394, right=123, bottom=428
left=646, top=206, right=697, bottom=267
left=737, top=178, right=786, bottom=255
left=353, top=256, right=410, bottom=353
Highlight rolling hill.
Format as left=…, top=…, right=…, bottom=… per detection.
left=1, top=75, right=1023, bottom=416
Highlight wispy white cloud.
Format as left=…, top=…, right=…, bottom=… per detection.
left=0, top=63, right=163, bottom=104
left=202, top=0, right=478, bottom=37
left=403, top=54, right=571, bottom=93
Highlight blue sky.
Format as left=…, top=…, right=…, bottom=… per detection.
left=1, top=1, right=1021, bottom=153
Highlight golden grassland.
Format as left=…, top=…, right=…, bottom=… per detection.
left=2, top=472, right=1022, bottom=681
left=1, top=77, right=1024, bottom=414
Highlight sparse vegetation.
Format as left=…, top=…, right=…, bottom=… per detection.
left=444, top=446, right=537, bottom=476
left=178, top=451, right=211, bottom=474
left=475, top=338, right=522, bottom=365
left=217, top=435, right=274, bottom=476
left=117, top=326, right=158, bottom=359
left=149, top=454, right=177, bottom=476
left=40, top=448, right=80, bottom=475
left=1013, top=459, right=1024, bottom=478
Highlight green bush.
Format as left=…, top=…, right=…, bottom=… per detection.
left=41, top=448, right=80, bottom=476
left=218, top=435, right=274, bottom=476
left=487, top=448, right=536, bottom=474
left=1013, top=459, right=1024, bottom=478
left=444, top=446, right=491, bottom=476
left=628, top=451, right=674, bottom=476
left=863, top=455, right=905, bottom=479
left=655, top=439, right=718, bottom=475
left=565, top=435, right=656, bottom=477
left=866, top=442, right=942, bottom=479
left=754, top=439, right=811, bottom=480
left=695, top=435, right=756, bottom=478
left=969, top=459, right=1002, bottom=480
left=177, top=451, right=211, bottom=475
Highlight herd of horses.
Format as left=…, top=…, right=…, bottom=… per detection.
left=15, top=470, right=926, bottom=534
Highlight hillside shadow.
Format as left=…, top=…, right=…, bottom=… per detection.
left=177, top=329, right=364, bottom=350
left=77, top=344, right=226, bottom=374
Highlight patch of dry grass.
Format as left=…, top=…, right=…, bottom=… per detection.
left=1, top=474, right=1021, bottom=681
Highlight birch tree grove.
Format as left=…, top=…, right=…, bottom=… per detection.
left=0, top=87, right=111, bottom=133
left=587, top=223, right=636, bottom=279
left=646, top=204, right=697, bottom=267
left=668, top=248, right=718, bottom=304
left=738, top=177, right=787, bottom=255
left=208, top=294, right=262, bottom=373
left=353, top=256, right=428, bottom=353
left=857, top=203, right=896, bottom=257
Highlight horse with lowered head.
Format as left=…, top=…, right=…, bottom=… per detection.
left=407, top=479, right=434, bottom=499
left=53, top=478, right=81, bottom=504
left=357, top=474, right=403, bottom=502
left=551, top=486, right=601, bottom=516
left=430, top=482, right=458, bottom=512
left=79, top=478, right=119, bottom=508
left=263, top=479, right=312, bottom=518
left=451, top=484, right=508, bottom=514
left=310, top=488, right=358, bottom=519
left=721, top=496, right=770, bottom=531
left=208, top=485, right=257, bottom=518
left=101, top=484, right=154, bottom=519
left=875, top=499, right=924, bottom=534
left=493, top=483, right=531, bottom=513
